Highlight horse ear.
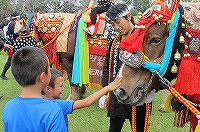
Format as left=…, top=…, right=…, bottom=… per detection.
left=165, top=0, right=180, bottom=13
left=149, top=0, right=165, bottom=6
left=149, top=0, right=156, bottom=6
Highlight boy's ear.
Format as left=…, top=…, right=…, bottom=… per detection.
left=39, top=72, right=45, bottom=83
left=43, top=86, right=51, bottom=93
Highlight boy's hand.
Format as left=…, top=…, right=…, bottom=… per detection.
left=107, top=76, right=122, bottom=91
left=4, top=43, right=13, bottom=49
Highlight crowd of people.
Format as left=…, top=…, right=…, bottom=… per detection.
left=0, top=1, right=170, bottom=132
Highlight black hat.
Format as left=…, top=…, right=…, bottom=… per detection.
left=11, top=12, right=20, bottom=19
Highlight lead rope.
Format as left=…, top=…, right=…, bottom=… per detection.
left=109, top=34, right=151, bottom=132
left=132, top=103, right=151, bottom=132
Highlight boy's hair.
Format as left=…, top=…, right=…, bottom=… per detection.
left=11, top=47, right=49, bottom=87
left=105, top=3, right=134, bottom=24
left=49, top=68, right=63, bottom=88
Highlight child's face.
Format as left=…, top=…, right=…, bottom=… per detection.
left=50, top=76, right=65, bottom=99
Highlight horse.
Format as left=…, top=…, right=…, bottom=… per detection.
left=112, top=0, right=200, bottom=131
left=27, top=8, right=112, bottom=100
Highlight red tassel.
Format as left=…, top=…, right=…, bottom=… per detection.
left=7, top=49, right=13, bottom=57
left=174, top=57, right=200, bottom=95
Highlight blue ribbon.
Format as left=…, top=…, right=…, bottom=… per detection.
left=142, top=9, right=180, bottom=76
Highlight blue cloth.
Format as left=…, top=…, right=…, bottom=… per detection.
left=52, top=99, right=74, bottom=131
left=2, top=97, right=67, bottom=132
left=142, top=9, right=180, bottom=76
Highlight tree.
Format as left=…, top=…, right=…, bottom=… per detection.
left=0, top=0, right=12, bottom=21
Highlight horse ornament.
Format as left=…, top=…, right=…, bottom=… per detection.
left=112, top=0, right=200, bottom=131
left=12, top=18, right=38, bottom=55
left=26, top=2, right=112, bottom=100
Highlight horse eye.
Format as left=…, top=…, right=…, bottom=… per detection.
left=150, top=38, right=161, bottom=45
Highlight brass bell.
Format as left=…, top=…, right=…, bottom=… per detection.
left=138, top=12, right=142, bottom=18
left=158, top=14, right=163, bottom=19
left=154, top=16, right=159, bottom=21
left=171, top=62, right=178, bottom=74
left=188, top=34, right=192, bottom=38
left=179, top=34, right=185, bottom=43
left=197, top=57, right=200, bottom=61
left=174, top=49, right=181, bottom=60
left=181, top=23, right=185, bottom=28
left=183, top=53, right=188, bottom=58
left=167, top=20, right=171, bottom=25
left=184, top=44, right=188, bottom=49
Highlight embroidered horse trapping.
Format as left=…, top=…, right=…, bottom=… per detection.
left=37, top=12, right=76, bottom=52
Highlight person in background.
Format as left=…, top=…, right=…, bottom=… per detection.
left=101, top=3, right=147, bottom=132
left=42, top=68, right=122, bottom=131
left=0, top=12, right=20, bottom=80
left=62, top=0, right=70, bottom=13
left=83, top=0, right=113, bottom=35
left=159, top=89, right=170, bottom=113
left=0, top=15, right=10, bottom=35
left=0, top=29, right=13, bottom=51
left=0, top=23, right=13, bottom=99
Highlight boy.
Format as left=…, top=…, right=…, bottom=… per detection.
left=2, top=47, right=122, bottom=132
left=2, top=47, right=67, bottom=132
left=43, top=68, right=122, bottom=131
left=42, top=68, right=65, bottom=100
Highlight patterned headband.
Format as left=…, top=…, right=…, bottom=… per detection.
left=105, top=8, right=129, bottom=22
left=12, top=15, right=20, bottom=19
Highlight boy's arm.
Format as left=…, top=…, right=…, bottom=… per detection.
left=73, top=76, right=122, bottom=110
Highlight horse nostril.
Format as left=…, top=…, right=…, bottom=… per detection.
left=118, top=88, right=129, bottom=100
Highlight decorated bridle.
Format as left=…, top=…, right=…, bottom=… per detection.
left=119, top=1, right=181, bottom=77
left=118, top=1, right=200, bottom=131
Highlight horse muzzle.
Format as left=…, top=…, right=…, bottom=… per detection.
left=113, top=85, right=146, bottom=106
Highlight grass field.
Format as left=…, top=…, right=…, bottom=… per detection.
left=0, top=50, right=190, bottom=132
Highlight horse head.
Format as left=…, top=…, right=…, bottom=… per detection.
left=113, top=0, right=187, bottom=106
left=14, top=18, right=31, bottom=36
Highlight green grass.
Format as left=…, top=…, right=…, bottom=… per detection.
left=0, top=50, right=190, bottom=132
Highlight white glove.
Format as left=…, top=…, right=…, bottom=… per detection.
left=99, top=95, right=106, bottom=109
left=197, top=115, right=200, bottom=124
left=145, top=89, right=156, bottom=103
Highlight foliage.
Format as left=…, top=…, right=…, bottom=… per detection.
left=0, top=0, right=151, bottom=21
left=0, top=0, right=12, bottom=21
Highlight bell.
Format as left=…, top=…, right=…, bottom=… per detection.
left=167, top=20, right=171, bottom=25
left=188, top=34, right=192, bottom=38
left=140, top=25, right=146, bottom=30
left=171, top=62, right=178, bottom=74
left=181, top=23, right=185, bottom=28
left=184, top=44, right=188, bottom=49
left=138, top=12, right=142, bottom=18
left=154, top=16, right=159, bottom=21
left=190, top=21, right=193, bottom=25
left=152, top=14, right=157, bottom=18
left=197, top=57, right=200, bottom=61
left=179, top=34, right=185, bottom=43
left=174, top=49, right=181, bottom=60
left=183, top=53, right=188, bottom=58
left=158, top=14, right=163, bottom=19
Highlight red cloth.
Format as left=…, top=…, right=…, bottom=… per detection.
left=119, top=2, right=175, bottom=53
left=174, top=28, right=200, bottom=96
